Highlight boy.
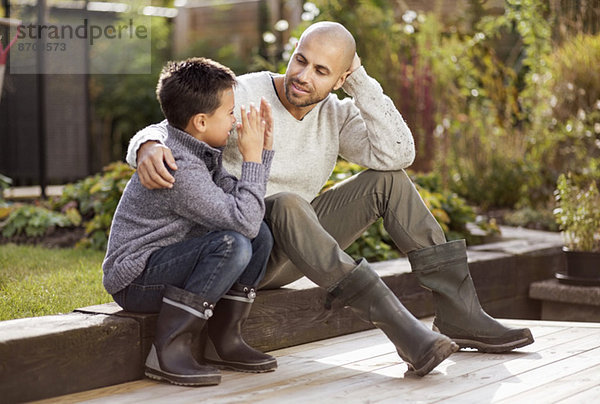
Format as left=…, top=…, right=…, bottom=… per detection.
left=102, top=57, right=276, bottom=387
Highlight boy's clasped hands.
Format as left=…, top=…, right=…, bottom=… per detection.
left=237, top=98, right=273, bottom=163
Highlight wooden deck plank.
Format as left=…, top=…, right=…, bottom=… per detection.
left=37, top=329, right=387, bottom=404
left=496, top=363, right=600, bottom=403
left=163, top=337, right=398, bottom=403
left=36, top=320, right=600, bottom=404
left=299, top=325, right=600, bottom=403
left=559, top=384, right=600, bottom=404
left=441, top=346, right=600, bottom=403
left=394, top=333, right=600, bottom=402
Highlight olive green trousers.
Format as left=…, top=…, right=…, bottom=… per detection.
left=259, top=169, right=446, bottom=289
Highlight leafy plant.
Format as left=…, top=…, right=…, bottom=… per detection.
left=0, top=173, right=11, bottom=193
left=344, top=218, right=401, bottom=262
left=0, top=173, right=12, bottom=216
left=554, top=172, right=600, bottom=252
left=55, top=162, right=134, bottom=250
left=525, top=34, right=600, bottom=207
left=503, top=207, right=558, bottom=232
left=544, top=34, right=600, bottom=121
left=0, top=204, right=80, bottom=238
left=411, top=171, right=500, bottom=243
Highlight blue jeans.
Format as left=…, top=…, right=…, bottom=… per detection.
left=112, top=221, right=273, bottom=313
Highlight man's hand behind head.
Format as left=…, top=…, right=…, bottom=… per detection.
left=350, top=53, right=361, bottom=73
left=136, top=141, right=177, bottom=189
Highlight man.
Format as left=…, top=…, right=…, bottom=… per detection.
left=127, top=22, right=533, bottom=376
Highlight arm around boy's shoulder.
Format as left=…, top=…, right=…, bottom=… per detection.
left=126, top=120, right=169, bottom=168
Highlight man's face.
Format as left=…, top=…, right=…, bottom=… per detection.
left=283, top=36, right=349, bottom=108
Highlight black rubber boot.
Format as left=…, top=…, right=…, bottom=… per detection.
left=145, top=286, right=221, bottom=386
left=327, top=260, right=458, bottom=377
left=204, top=284, right=277, bottom=372
left=408, top=240, right=534, bottom=353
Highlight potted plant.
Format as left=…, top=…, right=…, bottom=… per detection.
left=553, top=172, right=600, bottom=286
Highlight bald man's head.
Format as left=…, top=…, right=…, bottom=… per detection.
left=298, top=21, right=356, bottom=72
left=280, top=21, right=358, bottom=115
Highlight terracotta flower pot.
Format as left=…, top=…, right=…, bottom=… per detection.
left=555, top=248, right=600, bottom=286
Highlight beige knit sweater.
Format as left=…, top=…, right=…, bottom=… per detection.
left=127, top=67, right=415, bottom=202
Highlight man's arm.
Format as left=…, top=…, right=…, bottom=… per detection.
left=125, top=120, right=177, bottom=189
left=126, top=120, right=169, bottom=167
left=338, top=64, right=415, bottom=171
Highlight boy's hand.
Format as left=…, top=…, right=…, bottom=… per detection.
left=137, top=141, right=177, bottom=189
left=260, top=97, right=274, bottom=150
left=237, top=104, right=265, bottom=163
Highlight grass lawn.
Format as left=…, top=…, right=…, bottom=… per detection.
left=0, top=244, right=112, bottom=321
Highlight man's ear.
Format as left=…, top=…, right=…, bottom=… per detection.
left=333, top=70, right=352, bottom=91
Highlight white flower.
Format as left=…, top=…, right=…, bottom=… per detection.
left=274, top=20, right=289, bottom=32
left=402, top=10, right=417, bottom=23
left=263, top=32, right=276, bottom=44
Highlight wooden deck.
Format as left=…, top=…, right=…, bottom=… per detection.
left=37, top=319, right=600, bottom=404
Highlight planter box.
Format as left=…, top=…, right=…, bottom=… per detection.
left=555, top=249, right=600, bottom=286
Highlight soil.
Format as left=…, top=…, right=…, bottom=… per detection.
left=0, top=226, right=86, bottom=248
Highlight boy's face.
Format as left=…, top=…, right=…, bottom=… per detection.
left=202, top=87, right=236, bottom=147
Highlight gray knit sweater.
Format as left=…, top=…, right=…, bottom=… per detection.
left=127, top=67, right=415, bottom=202
left=103, top=125, right=274, bottom=294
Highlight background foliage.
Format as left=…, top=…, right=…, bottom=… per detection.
left=53, top=162, right=135, bottom=251
left=2, top=0, right=600, bottom=260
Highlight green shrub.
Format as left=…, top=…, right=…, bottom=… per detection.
left=432, top=0, right=551, bottom=210
left=55, top=162, right=134, bottom=250
left=503, top=207, right=558, bottom=232
left=523, top=34, right=600, bottom=208
left=0, top=173, right=11, bottom=193
left=411, top=171, right=500, bottom=244
left=0, top=204, right=80, bottom=238
left=450, top=151, right=530, bottom=210
left=545, top=34, right=600, bottom=121
left=554, top=172, right=600, bottom=252
left=344, top=218, right=401, bottom=262
left=0, top=174, right=12, bottom=218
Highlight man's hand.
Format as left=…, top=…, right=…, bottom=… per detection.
left=136, top=141, right=177, bottom=189
left=260, top=97, right=274, bottom=150
left=350, top=52, right=361, bottom=73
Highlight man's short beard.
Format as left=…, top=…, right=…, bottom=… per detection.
left=284, top=77, right=324, bottom=107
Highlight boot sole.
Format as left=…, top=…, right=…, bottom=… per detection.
left=433, top=324, right=535, bottom=353
left=451, top=336, right=534, bottom=353
left=406, top=339, right=459, bottom=377
left=145, top=366, right=221, bottom=386
left=204, top=358, right=278, bottom=373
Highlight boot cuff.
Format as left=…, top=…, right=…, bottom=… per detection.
left=408, top=240, right=467, bottom=273
left=163, top=285, right=214, bottom=314
left=327, top=259, right=379, bottom=305
left=223, top=282, right=256, bottom=303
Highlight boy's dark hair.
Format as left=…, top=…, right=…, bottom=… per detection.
left=156, top=57, right=236, bottom=130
